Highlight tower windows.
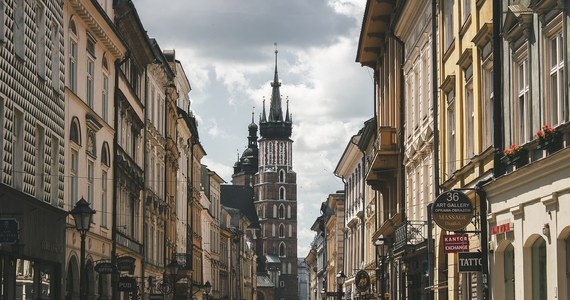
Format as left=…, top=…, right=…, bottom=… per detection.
left=279, top=224, right=285, bottom=238
left=279, top=169, right=285, bottom=183
left=278, top=205, right=285, bottom=219
left=279, top=242, right=286, bottom=257
left=279, top=186, right=286, bottom=200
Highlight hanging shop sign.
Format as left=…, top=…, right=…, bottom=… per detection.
left=432, top=190, right=474, bottom=231
left=443, top=234, right=469, bottom=253
left=118, top=276, right=137, bottom=292
left=117, top=256, right=136, bottom=274
left=94, top=262, right=118, bottom=274
left=458, top=252, right=482, bottom=272
left=0, top=218, right=19, bottom=244
left=355, top=270, right=371, bottom=293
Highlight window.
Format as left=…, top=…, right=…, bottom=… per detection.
left=68, top=20, right=78, bottom=93
left=70, top=118, right=81, bottom=145
left=279, top=169, right=285, bottom=183
left=267, top=142, right=274, bottom=165
left=13, top=109, right=24, bottom=190
left=51, top=22, right=60, bottom=91
left=278, top=205, right=285, bottom=219
left=279, top=224, right=285, bottom=238
left=462, top=0, right=471, bottom=25
left=35, top=1, right=46, bottom=79
left=278, top=142, right=285, bottom=164
left=87, top=58, right=94, bottom=108
left=70, top=149, right=78, bottom=205
left=531, top=238, right=547, bottom=299
left=482, top=66, right=494, bottom=149
left=279, top=186, right=285, bottom=200
left=0, top=1, right=6, bottom=42
left=279, top=242, right=286, bottom=257
left=101, top=171, right=107, bottom=227
left=546, top=30, right=564, bottom=126
left=14, top=0, right=25, bottom=58
left=515, top=56, right=530, bottom=144
left=446, top=90, right=456, bottom=176
left=86, top=33, right=96, bottom=57
left=465, top=65, right=474, bottom=158
left=102, top=58, right=109, bottom=122
left=101, top=142, right=110, bottom=167
left=35, top=125, right=45, bottom=200
left=87, top=161, right=94, bottom=207
left=443, top=0, right=454, bottom=50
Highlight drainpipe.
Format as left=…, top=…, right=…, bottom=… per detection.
left=141, top=63, right=149, bottom=300
left=492, top=0, right=504, bottom=177
left=428, top=1, right=438, bottom=299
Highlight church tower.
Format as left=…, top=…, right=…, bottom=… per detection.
left=255, top=46, right=298, bottom=299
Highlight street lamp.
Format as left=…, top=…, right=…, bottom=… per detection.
left=336, top=271, right=346, bottom=300
left=167, top=258, right=182, bottom=299
left=70, top=197, right=96, bottom=300
left=375, top=235, right=390, bottom=300
left=203, top=281, right=212, bottom=300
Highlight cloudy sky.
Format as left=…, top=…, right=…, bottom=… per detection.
left=136, top=0, right=374, bottom=257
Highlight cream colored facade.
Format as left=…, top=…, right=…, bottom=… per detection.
left=334, top=118, right=376, bottom=298
left=63, top=0, right=126, bottom=298
left=486, top=2, right=570, bottom=300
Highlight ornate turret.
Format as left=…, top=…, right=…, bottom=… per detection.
left=232, top=112, right=259, bottom=177
left=259, top=44, right=292, bottom=139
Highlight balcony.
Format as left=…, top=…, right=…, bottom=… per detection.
left=393, top=220, right=428, bottom=253
left=365, top=126, right=399, bottom=189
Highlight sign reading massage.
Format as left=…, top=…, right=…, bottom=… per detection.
left=432, top=190, right=474, bottom=231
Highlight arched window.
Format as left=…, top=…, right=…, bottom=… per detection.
left=531, top=237, right=547, bottom=299
left=279, top=242, right=286, bottom=257
left=70, top=117, right=81, bottom=145
left=101, top=142, right=110, bottom=167
left=504, top=244, right=515, bottom=300
left=279, top=169, right=286, bottom=183
left=279, top=224, right=285, bottom=238
left=102, top=55, right=109, bottom=121
left=279, top=187, right=286, bottom=200
left=267, top=142, right=274, bottom=165
left=278, top=205, right=285, bottom=219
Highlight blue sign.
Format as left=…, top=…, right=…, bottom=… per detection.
left=0, top=218, right=19, bottom=244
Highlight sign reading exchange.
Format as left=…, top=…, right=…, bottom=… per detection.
left=432, top=190, right=474, bottom=232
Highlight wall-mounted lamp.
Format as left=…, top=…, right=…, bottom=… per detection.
left=542, top=223, right=550, bottom=238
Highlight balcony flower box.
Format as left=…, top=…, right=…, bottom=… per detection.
left=503, top=144, right=528, bottom=168
left=536, top=124, right=562, bottom=154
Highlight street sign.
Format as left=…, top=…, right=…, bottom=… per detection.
left=432, top=190, right=474, bottom=231
left=0, top=218, right=19, bottom=244
left=443, top=234, right=469, bottom=253
left=458, top=252, right=482, bottom=272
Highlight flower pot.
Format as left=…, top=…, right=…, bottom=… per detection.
left=537, top=132, right=562, bottom=154
left=505, top=148, right=528, bottom=168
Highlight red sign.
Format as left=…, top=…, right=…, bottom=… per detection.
left=443, top=234, right=469, bottom=253
left=491, top=223, right=512, bottom=235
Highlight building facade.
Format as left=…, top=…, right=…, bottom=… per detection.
left=0, top=0, right=67, bottom=298
left=486, top=1, right=570, bottom=300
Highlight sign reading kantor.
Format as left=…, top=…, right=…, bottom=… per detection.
left=432, top=190, right=474, bottom=231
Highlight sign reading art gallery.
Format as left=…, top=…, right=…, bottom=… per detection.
left=432, top=190, right=474, bottom=231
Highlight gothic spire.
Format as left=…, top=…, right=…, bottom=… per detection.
left=285, top=97, right=290, bottom=122
left=261, top=97, right=267, bottom=122
left=268, top=43, right=283, bottom=122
